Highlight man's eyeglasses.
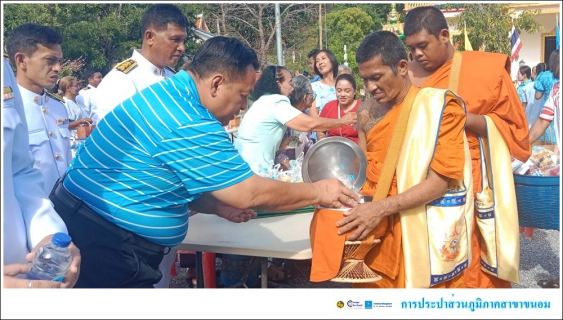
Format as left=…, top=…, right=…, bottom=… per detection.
left=308, top=92, right=317, bottom=99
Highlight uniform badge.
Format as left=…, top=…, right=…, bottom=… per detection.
left=45, top=91, right=65, bottom=103
left=3, top=86, right=14, bottom=100
left=115, top=58, right=138, bottom=74
left=56, top=118, right=69, bottom=125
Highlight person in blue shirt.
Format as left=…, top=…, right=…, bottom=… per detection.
left=534, top=50, right=559, bottom=144
left=49, top=36, right=359, bottom=288
left=516, top=65, right=532, bottom=103
left=308, top=48, right=321, bottom=83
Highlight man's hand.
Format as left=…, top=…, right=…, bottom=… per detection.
left=3, top=263, right=66, bottom=288
left=26, top=234, right=81, bottom=288
left=213, top=200, right=257, bottom=223
left=313, top=179, right=360, bottom=209
left=335, top=201, right=388, bottom=241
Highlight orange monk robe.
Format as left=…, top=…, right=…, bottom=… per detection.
left=353, top=86, right=467, bottom=288
left=419, top=51, right=531, bottom=288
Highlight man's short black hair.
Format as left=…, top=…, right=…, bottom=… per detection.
left=6, top=23, right=63, bottom=67
left=84, top=68, right=102, bottom=81
left=404, top=6, right=449, bottom=39
left=356, top=31, right=408, bottom=75
left=252, top=65, right=290, bottom=100
left=548, top=49, right=559, bottom=79
left=313, top=49, right=339, bottom=79
left=141, top=4, right=188, bottom=37
left=307, top=48, right=320, bottom=60
left=188, top=36, right=260, bottom=82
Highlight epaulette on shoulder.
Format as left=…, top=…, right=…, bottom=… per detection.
left=45, top=91, right=65, bottom=103
left=115, top=58, right=138, bottom=74
left=165, top=66, right=177, bottom=74
left=3, top=51, right=8, bottom=58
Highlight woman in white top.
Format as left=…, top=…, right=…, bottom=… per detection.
left=234, top=66, right=356, bottom=173
left=59, top=76, right=92, bottom=130
left=309, top=49, right=339, bottom=139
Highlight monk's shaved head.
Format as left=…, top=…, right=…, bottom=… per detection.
left=404, top=6, right=449, bottom=39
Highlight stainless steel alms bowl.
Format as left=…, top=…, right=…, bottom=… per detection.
left=302, top=137, right=367, bottom=192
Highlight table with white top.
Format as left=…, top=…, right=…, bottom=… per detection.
left=177, top=211, right=314, bottom=288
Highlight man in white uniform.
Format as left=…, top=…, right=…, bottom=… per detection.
left=94, top=4, right=187, bottom=122
left=3, top=53, right=81, bottom=288
left=76, top=68, right=102, bottom=122
left=7, top=23, right=72, bottom=196
left=92, top=4, right=188, bottom=288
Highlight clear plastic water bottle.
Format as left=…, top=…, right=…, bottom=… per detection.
left=26, top=232, right=72, bottom=282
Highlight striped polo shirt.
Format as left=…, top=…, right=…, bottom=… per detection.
left=63, top=71, right=254, bottom=247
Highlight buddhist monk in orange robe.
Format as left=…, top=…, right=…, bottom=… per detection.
left=404, top=6, right=531, bottom=288
left=312, top=31, right=468, bottom=288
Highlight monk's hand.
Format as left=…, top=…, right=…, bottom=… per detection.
left=313, top=179, right=359, bottom=209
left=213, top=200, right=257, bottom=223
left=336, top=202, right=385, bottom=241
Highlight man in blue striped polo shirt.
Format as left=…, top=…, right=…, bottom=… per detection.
left=49, top=36, right=359, bottom=288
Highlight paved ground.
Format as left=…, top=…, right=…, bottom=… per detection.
left=169, top=229, right=560, bottom=289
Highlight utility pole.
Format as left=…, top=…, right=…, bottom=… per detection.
left=318, top=4, right=322, bottom=49
left=275, top=3, right=284, bottom=66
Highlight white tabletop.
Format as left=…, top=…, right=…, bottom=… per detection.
left=178, top=212, right=314, bottom=260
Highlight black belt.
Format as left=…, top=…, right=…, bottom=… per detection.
left=52, top=176, right=169, bottom=255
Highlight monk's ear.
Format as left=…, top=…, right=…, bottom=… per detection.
left=397, top=59, right=409, bottom=76
left=439, top=29, right=450, bottom=44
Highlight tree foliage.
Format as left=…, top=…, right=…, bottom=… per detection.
left=325, top=7, right=374, bottom=90
left=3, top=3, right=207, bottom=77
left=449, top=4, right=542, bottom=55
left=207, top=4, right=318, bottom=69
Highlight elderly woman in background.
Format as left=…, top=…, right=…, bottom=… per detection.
left=274, top=75, right=316, bottom=170
left=338, top=64, right=352, bottom=76
left=234, top=66, right=356, bottom=173
left=59, top=76, right=92, bottom=130
left=318, top=74, right=361, bottom=143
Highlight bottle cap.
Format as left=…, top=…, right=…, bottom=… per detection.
left=52, top=232, right=72, bottom=247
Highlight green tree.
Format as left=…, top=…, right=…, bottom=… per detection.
left=3, top=4, right=206, bottom=77
left=325, top=7, right=374, bottom=90
left=208, top=4, right=318, bottom=69
left=449, top=4, right=542, bottom=55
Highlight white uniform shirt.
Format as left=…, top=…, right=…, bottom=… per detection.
left=76, top=84, right=97, bottom=121
left=18, top=85, right=72, bottom=195
left=3, top=58, right=67, bottom=265
left=94, top=49, right=175, bottom=121
left=63, top=96, right=88, bottom=121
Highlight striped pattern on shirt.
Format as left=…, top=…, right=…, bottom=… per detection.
left=64, top=71, right=253, bottom=247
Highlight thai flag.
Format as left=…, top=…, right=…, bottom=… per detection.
left=509, top=22, right=522, bottom=62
